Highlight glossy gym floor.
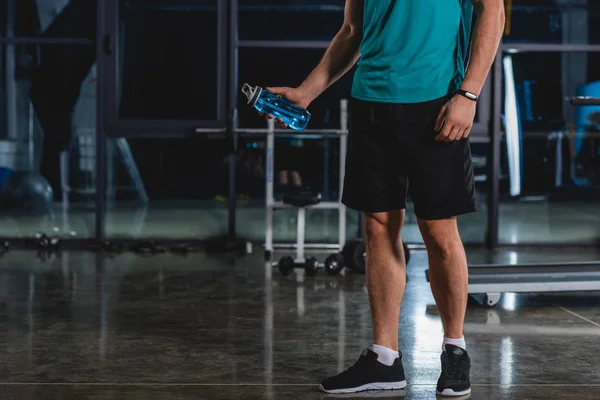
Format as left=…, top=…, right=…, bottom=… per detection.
left=0, top=249, right=599, bottom=400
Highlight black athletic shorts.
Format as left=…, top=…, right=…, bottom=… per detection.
left=341, top=95, right=476, bottom=220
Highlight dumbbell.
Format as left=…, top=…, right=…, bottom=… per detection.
left=35, top=232, right=62, bottom=251
left=277, top=256, right=321, bottom=276
left=0, top=241, right=9, bottom=255
left=323, top=253, right=345, bottom=276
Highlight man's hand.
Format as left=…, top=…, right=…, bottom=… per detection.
left=434, top=95, right=477, bottom=142
left=259, top=87, right=312, bottom=128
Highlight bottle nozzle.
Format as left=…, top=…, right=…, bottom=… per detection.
left=241, top=83, right=262, bottom=106
left=241, top=83, right=253, bottom=99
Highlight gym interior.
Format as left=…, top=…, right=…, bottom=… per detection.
left=1, top=1, right=600, bottom=399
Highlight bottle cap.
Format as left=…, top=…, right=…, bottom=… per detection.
left=241, top=83, right=263, bottom=106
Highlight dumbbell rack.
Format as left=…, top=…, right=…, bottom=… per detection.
left=238, top=99, right=349, bottom=275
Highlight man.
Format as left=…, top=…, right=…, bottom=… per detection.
left=266, top=0, right=504, bottom=396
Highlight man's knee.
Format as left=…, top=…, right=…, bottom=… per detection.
left=418, top=217, right=460, bottom=257
left=364, top=210, right=404, bottom=248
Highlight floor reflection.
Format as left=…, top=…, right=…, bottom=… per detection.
left=0, top=250, right=598, bottom=400
left=2, top=200, right=600, bottom=244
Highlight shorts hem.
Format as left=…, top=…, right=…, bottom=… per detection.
left=415, top=206, right=477, bottom=221
left=341, top=198, right=407, bottom=214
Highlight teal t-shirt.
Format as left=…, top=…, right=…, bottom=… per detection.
left=352, top=0, right=473, bottom=103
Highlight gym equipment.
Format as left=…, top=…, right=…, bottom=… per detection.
left=274, top=190, right=324, bottom=275
left=255, top=99, right=349, bottom=276
left=341, top=239, right=411, bottom=274
left=342, top=239, right=364, bottom=273
left=0, top=172, right=53, bottom=214
left=277, top=256, right=295, bottom=275
left=305, top=256, right=320, bottom=276
left=324, top=253, right=345, bottom=276
left=87, top=240, right=208, bottom=255
left=34, top=232, right=62, bottom=252
left=573, top=82, right=600, bottom=163
left=426, top=261, right=600, bottom=308
left=277, top=255, right=322, bottom=276
left=131, top=241, right=167, bottom=254
left=542, top=83, right=600, bottom=195
left=0, top=241, right=8, bottom=256
left=89, top=240, right=125, bottom=254
left=423, top=92, right=600, bottom=308
left=170, top=243, right=202, bottom=255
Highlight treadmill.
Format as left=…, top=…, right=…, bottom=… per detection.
left=425, top=96, right=600, bottom=308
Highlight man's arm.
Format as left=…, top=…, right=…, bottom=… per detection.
left=297, top=0, right=363, bottom=103
left=435, top=0, right=505, bottom=141
left=461, top=0, right=506, bottom=96
left=267, top=0, right=363, bottom=111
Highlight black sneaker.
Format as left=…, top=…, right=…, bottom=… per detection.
left=319, top=348, right=407, bottom=394
left=436, top=345, right=471, bottom=397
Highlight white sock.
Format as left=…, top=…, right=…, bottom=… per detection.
left=443, top=336, right=467, bottom=352
left=370, top=344, right=399, bottom=366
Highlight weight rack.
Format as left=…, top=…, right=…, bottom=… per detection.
left=236, top=99, right=349, bottom=260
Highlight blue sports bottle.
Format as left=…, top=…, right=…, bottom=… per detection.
left=241, top=83, right=311, bottom=131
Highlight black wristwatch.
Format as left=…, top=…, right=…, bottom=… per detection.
left=456, top=89, right=478, bottom=102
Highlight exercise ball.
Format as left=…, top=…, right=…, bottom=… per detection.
left=0, top=172, right=54, bottom=214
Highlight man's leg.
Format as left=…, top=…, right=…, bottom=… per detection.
left=418, top=217, right=468, bottom=342
left=319, top=210, right=408, bottom=394
left=418, top=217, right=471, bottom=397
left=364, top=209, right=407, bottom=351
left=320, top=98, right=409, bottom=394
left=404, top=95, right=472, bottom=341
left=402, top=95, right=475, bottom=397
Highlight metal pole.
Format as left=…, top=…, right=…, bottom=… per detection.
left=0, top=38, right=93, bottom=45
left=486, top=50, right=503, bottom=249
left=227, top=137, right=237, bottom=238
left=95, top=0, right=107, bottom=241
left=323, top=139, right=330, bottom=199
left=297, top=207, right=306, bottom=262
left=555, top=132, right=563, bottom=188
left=263, top=257, right=274, bottom=398
left=337, top=288, right=346, bottom=373
left=226, top=0, right=239, bottom=240
left=559, top=0, right=588, bottom=126
left=265, top=118, right=275, bottom=254
left=99, top=267, right=108, bottom=360
left=338, top=99, right=348, bottom=250
left=6, top=0, right=18, bottom=140
left=230, top=0, right=239, bottom=118
left=27, top=273, right=35, bottom=361
left=28, top=103, right=35, bottom=171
